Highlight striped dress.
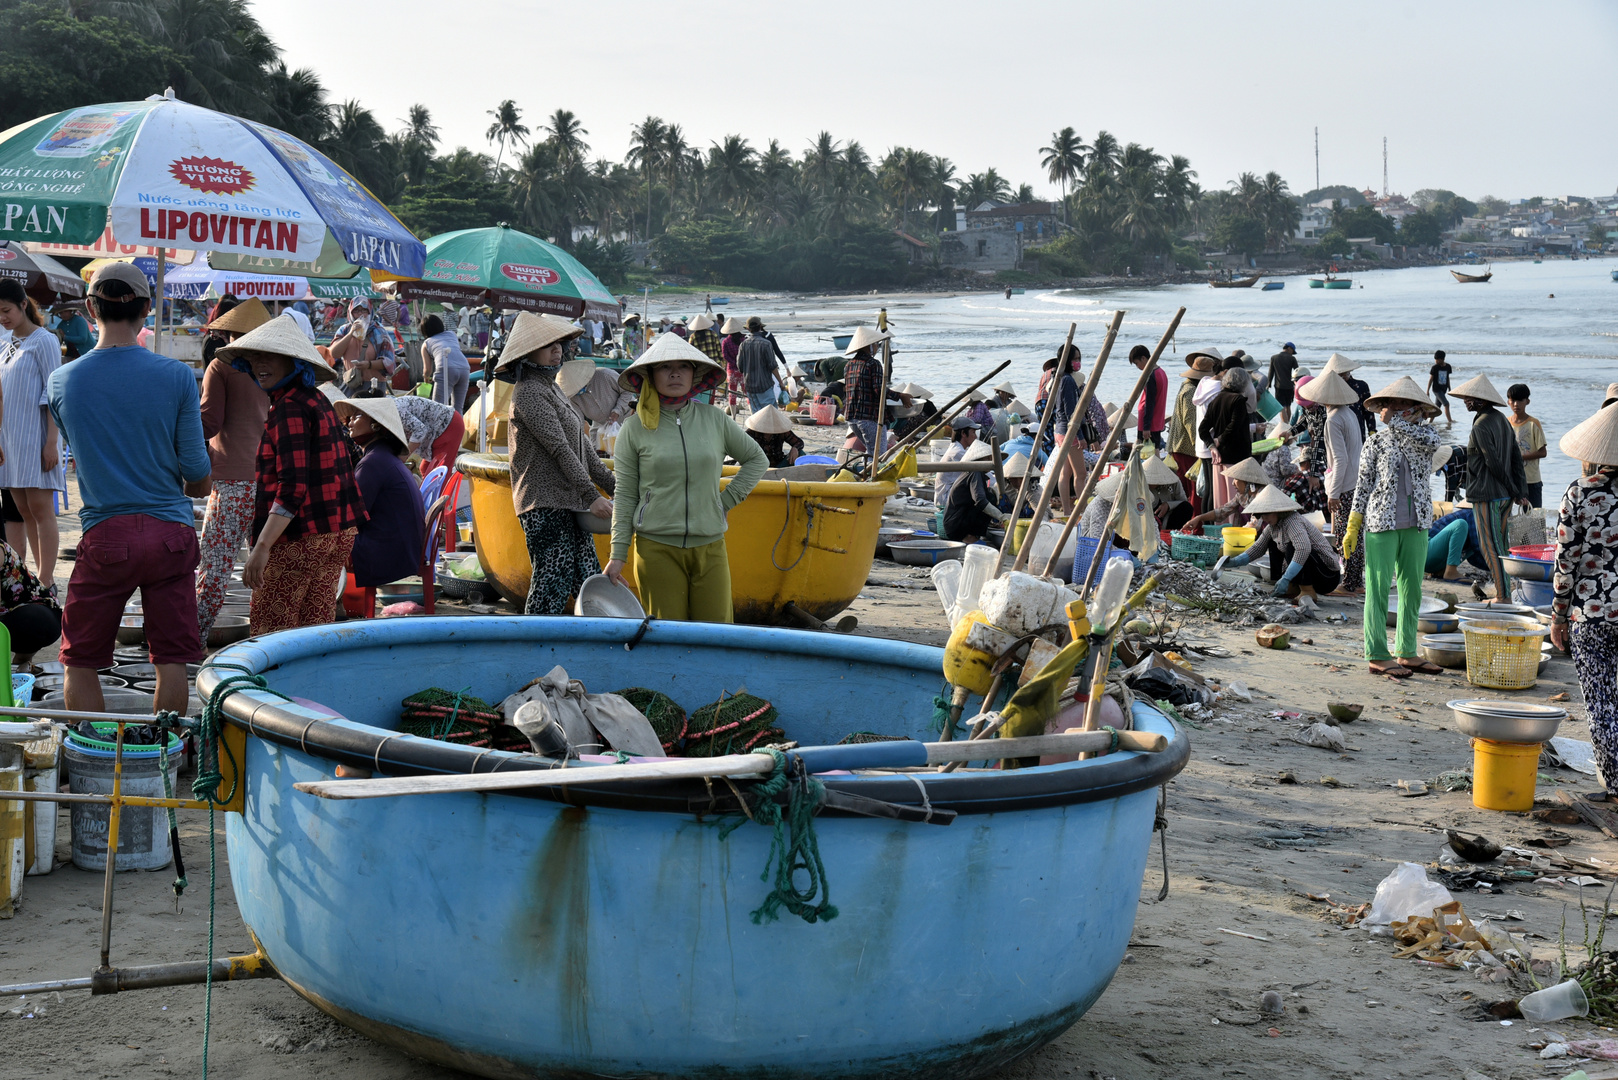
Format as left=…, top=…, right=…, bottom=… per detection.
left=0, top=327, right=66, bottom=491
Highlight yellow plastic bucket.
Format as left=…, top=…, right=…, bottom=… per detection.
left=1471, top=737, right=1541, bottom=812
left=1013, top=518, right=1032, bottom=554
left=1221, top=526, right=1257, bottom=558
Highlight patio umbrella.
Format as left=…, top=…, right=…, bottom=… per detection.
left=384, top=224, right=619, bottom=321
left=0, top=241, right=85, bottom=302
left=79, top=255, right=183, bottom=291
left=0, top=89, right=424, bottom=277
left=161, top=261, right=307, bottom=302
left=307, top=270, right=377, bottom=300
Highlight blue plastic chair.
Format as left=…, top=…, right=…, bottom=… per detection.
left=419, top=465, right=448, bottom=508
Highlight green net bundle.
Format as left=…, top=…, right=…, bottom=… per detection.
left=836, top=732, right=911, bottom=745
left=684, top=692, right=783, bottom=758
left=614, top=687, right=688, bottom=752
left=400, top=688, right=505, bottom=748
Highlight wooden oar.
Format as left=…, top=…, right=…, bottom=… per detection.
left=292, top=729, right=1168, bottom=801
left=993, top=321, right=1075, bottom=576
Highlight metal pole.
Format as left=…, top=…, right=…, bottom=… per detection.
left=1010, top=311, right=1125, bottom=573
left=154, top=247, right=165, bottom=357
left=98, top=722, right=125, bottom=971
left=876, top=360, right=1013, bottom=467
left=993, top=322, right=1075, bottom=575
left=872, top=336, right=893, bottom=458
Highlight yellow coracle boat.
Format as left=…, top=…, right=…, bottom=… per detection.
left=456, top=452, right=896, bottom=624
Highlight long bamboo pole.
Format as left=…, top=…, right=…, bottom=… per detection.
left=871, top=335, right=894, bottom=457
left=876, top=360, right=1012, bottom=466
left=993, top=322, right=1075, bottom=575
left=1045, top=307, right=1187, bottom=586
left=1010, top=311, right=1125, bottom=574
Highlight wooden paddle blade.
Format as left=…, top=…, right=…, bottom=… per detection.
left=293, top=752, right=773, bottom=801
left=924, top=729, right=1166, bottom=764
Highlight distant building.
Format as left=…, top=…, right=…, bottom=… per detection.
left=1295, top=204, right=1333, bottom=243
left=963, top=201, right=1060, bottom=242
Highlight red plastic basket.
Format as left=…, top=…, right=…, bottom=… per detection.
left=1509, top=544, right=1555, bottom=561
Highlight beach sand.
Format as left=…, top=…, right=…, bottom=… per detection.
left=4, top=434, right=1611, bottom=1080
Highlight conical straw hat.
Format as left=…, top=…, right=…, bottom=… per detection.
left=1184, top=345, right=1224, bottom=365
left=1104, top=402, right=1136, bottom=430
left=1141, top=453, right=1181, bottom=486
left=962, top=439, right=994, bottom=462
left=903, top=383, right=933, bottom=399
left=720, top=316, right=745, bottom=334
left=1560, top=403, right=1618, bottom=467
left=217, top=315, right=338, bottom=383
left=1006, top=398, right=1031, bottom=416
left=1003, top=452, right=1040, bottom=478
left=496, top=312, right=582, bottom=371
left=994, top=380, right=1017, bottom=396
left=1302, top=370, right=1359, bottom=406
left=1245, top=484, right=1302, bottom=515
left=689, top=312, right=716, bottom=332
left=332, top=394, right=409, bottom=448
left=616, top=330, right=725, bottom=391
left=1365, top=375, right=1439, bottom=418
left=1451, top=372, right=1507, bottom=406
left=1321, top=352, right=1357, bottom=375
left=1221, top=456, right=1272, bottom=486
left=206, top=296, right=270, bottom=335
left=558, top=359, right=597, bottom=397
left=843, top=325, right=891, bottom=356
left=1093, top=473, right=1122, bottom=501
left=745, top=404, right=794, bottom=434
left=1431, top=444, right=1453, bottom=473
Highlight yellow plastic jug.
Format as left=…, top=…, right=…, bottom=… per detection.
left=943, top=610, right=1017, bottom=696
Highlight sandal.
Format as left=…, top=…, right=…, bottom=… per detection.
left=1368, top=661, right=1412, bottom=679
left=1397, top=658, right=1445, bottom=675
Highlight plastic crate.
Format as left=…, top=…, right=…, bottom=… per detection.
left=1171, top=531, right=1223, bottom=568
left=1463, top=621, right=1549, bottom=690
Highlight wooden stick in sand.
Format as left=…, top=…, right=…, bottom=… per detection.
left=877, top=360, right=1013, bottom=466
left=1010, top=311, right=1126, bottom=574
left=1048, top=307, right=1187, bottom=589
left=993, top=322, right=1076, bottom=576
left=872, top=335, right=894, bottom=456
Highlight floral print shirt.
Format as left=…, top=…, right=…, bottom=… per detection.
left=1553, top=467, right=1618, bottom=624
left=1350, top=416, right=1441, bottom=533
left=0, top=540, right=56, bottom=615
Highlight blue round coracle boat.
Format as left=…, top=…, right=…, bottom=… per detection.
left=198, top=617, right=1189, bottom=1080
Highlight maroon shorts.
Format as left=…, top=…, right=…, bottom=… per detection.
left=60, top=514, right=203, bottom=670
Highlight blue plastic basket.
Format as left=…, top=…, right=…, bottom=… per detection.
left=1071, top=536, right=1104, bottom=585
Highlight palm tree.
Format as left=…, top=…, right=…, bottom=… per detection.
left=1160, top=155, right=1200, bottom=229
left=485, top=99, right=529, bottom=171
left=803, top=131, right=842, bottom=195
left=1040, top=127, right=1086, bottom=225
left=626, top=115, right=667, bottom=240
left=878, top=146, right=933, bottom=233
left=264, top=63, right=331, bottom=146
left=398, top=104, right=438, bottom=185
left=756, top=139, right=795, bottom=229
left=543, top=108, right=590, bottom=168
left=959, top=169, right=1011, bottom=209
left=1088, top=131, right=1120, bottom=176
left=1259, top=171, right=1301, bottom=250
left=1013, top=182, right=1035, bottom=204
left=706, top=135, right=758, bottom=216
left=324, top=99, right=393, bottom=199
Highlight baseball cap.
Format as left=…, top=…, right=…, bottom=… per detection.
left=88, top=261, right=151, bottom=300
left=1283, top=341, right=1295, bottom=350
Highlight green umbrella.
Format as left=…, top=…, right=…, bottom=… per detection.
left=306, top=269, right=377, bottom=300
left=390, top=224, right=620, bottom=321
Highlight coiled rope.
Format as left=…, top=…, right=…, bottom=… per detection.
left=719, top=748, right=838, bottom=925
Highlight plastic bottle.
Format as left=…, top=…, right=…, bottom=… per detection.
left=931, top=560, right=961, bottom=620
left=1090, top=557, right=1135, bottom=634
left=955, top=544, right=998, bottom=620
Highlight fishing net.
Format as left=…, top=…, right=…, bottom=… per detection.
left=836, top=731, right=911, bottom=745
left=684, top=692, right=783, bottom=757
left=614, top=687, right=689, bottom=752
left=399, top=687, right=504, bottom=748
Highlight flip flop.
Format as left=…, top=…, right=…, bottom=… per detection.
left=1397, top=658, right=1445, bottom=675
left=1368, top=662, right=1412, bottom=679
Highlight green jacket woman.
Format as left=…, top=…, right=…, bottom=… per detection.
left=605, top=333, right=767, bottom=622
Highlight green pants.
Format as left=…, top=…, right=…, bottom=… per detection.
left=632, top=536, right=733, bottom=623
left=1363, top=527, right=1428, bottom=661
left=1424, top=518, right=1469, bottom=575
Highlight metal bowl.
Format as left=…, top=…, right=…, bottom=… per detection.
left=1501, top=555, right=1553, bottom=582
left=889, top=539, right=968, bottom=566
left=116, top=615, right=144, bottom=645
left=208, top=616, right=251, bottom=648
left=876, top=527, right=917, bottom=557
left=1419, top=633, right=1468, bottom=669
left=1417, top=612, right=1461, bottom=634
left=574, top=575, right=646, bottom=619
left=1448, top=699, right=1566, bottom=743
left=1388, top=593, right=1449, bottom=628
left=1457, top=601, right=1537, bottom=618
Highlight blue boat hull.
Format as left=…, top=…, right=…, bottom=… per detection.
left=206, top=619, right=1186, bottom=1080
left=1261, top=281, right=1284, bottom=290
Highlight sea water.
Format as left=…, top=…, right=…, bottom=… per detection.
left=675, top=258, right=1615, bottom=499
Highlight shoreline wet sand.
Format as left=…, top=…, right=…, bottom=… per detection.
left=4, top=429, right=1613, bottom=1080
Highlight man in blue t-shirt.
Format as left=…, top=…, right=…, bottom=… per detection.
left=47, top=262, right=212, bottom=716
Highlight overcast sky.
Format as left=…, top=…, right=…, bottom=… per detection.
left=251, top=0, right=1617, bottom=202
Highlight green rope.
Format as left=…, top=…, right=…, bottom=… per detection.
left=719, top=748, right=838, bottom=925
left=193, top=663, right=292, bottom=1079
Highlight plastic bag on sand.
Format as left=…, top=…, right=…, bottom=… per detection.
left=1569, top=1040, right=1618, bottom=1060
left=1290, top=722, right=1344, bottom=752
left=1362, top=862, right=1456, bottom=935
